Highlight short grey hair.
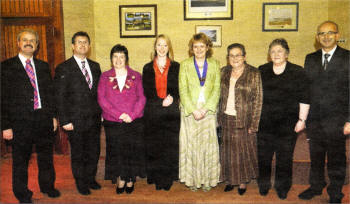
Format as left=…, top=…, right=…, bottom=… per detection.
left=16, top=28, right=39, bottom=43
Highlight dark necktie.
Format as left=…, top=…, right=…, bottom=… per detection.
left=25, top=59, right=39, bottom=109
left=81, top=61, right=92, bottom=89
left=323, top=53, right=330, bottom=70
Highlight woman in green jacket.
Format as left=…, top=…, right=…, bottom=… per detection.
left=179, top=33, right=221, bottom=192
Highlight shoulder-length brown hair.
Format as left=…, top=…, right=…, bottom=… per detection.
left=188, top=33, right=213, bottom=58
left=151, top=34, right=174, bottom=61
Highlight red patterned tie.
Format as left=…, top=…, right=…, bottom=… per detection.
left=25, top=59, right=39, bottom=109
left=81, top=61, right=92, bottom=89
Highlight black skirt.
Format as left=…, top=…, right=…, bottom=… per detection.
left=103, top=118, right=146, bottom=182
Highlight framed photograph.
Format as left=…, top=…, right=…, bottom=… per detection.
left=184, top=0, right=233, bottom=20
left=262, top=2, right=299, bottom=32
left=119, top=5, right=157, bottom=38
left=195, top=25, right=222, bottom=47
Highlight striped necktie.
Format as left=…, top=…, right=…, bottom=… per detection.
left=25, top=59, right=39, bottom=109
left=81, top=61, right=92, bottom=89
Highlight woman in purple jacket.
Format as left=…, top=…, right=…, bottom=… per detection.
left=97, top=44, right=146, bottom=194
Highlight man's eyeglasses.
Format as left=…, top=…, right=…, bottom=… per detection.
left=317, top=31, right=338, bottom=36
left=228, top=54, right=244, bottom=59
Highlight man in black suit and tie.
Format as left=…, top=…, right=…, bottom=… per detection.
left=298, top=21, right=350, bottom=203
left=54, top=31, right=102, bottom=195
left=1, top=29, right=60, bottom=203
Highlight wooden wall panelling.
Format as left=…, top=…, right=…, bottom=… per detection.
left=1, top=0, right=52, bottom=17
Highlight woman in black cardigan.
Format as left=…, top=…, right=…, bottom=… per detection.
left=257, top=38, right=309, bottom=200
left=142, top=34, right=180, bottom=191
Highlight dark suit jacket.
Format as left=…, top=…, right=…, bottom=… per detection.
left=1, top=55, right=55, bottom=131
left=54, top=57, right=101, bottom=130
left=305, top=46, right=350, bottom=131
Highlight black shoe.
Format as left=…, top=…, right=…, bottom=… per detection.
left=89, top=180, right=101, bottom=190
left=112, top=178, right=117, bottom=184
left=155, top=184, right=162, bottom=190
left=125, top=183, right=134, bottom=194
left=41, top=188, right=61, bottom=198
left=298, top=187, right=322, bottom=200
left=147, top=178, right=154, bottom=184
left=224, top=185, right=234, bottom=192
left=163, top=184, right=172, bottom=191
left=77, top=186, right=91, bottom=195
left=116, top=183, right=126, bottom=194
left=238, top=188, right=246, bottom=195
left=329, top=197, right=342, bottom=203
left=259, top=187, right=270, bottom=196
left=277, top=190, right=288, bottom=200
left=19, top=198, right=32, bottom=203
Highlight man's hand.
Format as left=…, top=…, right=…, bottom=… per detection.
left=53, top=118, right=58, bottom=132
left=343, top=122, right=350, bottom=135
left=62, top=123, right=74, bottom=131
left=295, top=120, right=306, bottom=133
left=2, top=129, right=13, bottom=140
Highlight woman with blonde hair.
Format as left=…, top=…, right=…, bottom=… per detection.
left=179, top=33, right=221, bottom=192
left=142, top=34, right=180, bottom=191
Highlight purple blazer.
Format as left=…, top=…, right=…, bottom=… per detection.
left=97, top=66, right=146, bottom=122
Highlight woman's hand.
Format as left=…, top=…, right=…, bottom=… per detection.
left=199, top=108, right=208, bottom=118
left=343, top=122, right=350, bottom=135
left=294, top=120, right=306, bottom=133
left=248, top=128, right=256, bottom=134
left=192, top=110, right=204, bottom=121
left=120, top=113, right=132, bottom=123
left=162, top=94, right=173, bottom=107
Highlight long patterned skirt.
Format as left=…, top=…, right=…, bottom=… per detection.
left=220, top=114, right=258, bottom=185
left=179, top=110, right=220, bottom=189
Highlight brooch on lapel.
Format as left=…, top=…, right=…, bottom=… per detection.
left=109, top=74, right=136, bottom=92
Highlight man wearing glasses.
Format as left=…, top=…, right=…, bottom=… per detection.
left=299, top=21, right=350, bottom=203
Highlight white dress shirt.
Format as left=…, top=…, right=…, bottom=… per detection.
left=73, top=55, right=93, bottom=84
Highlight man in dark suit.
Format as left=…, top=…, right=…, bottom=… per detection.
left=1, top=29, right=60, bottom=203
left=298, top=21, right=350, bottom=203
left=54, top=31, right=102, bottom=195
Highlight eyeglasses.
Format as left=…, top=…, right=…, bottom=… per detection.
left=228, top=54, right=244, bottom=59
left=317, top=31, right=338, bottom=36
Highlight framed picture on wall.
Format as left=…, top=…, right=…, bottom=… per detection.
left=119, top=4, right=157, bottom=38
left=262, top=2, right=299, bottom=32
left=195, top=25, right=222, bottom=47
left=184, top=0, right=233, bottom=20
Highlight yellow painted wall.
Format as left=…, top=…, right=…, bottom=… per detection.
left=329, top=0, right=350, bottom=49
left=63, top=0, right=349, bottom=72
left=62, top=0, right=96, bottom=60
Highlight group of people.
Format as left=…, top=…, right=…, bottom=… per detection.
left=1, top=20, right=349, bottom=204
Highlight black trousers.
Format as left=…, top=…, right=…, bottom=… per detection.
left=11, top=110, right=56, bottom=202
left=307, top=123, right=346, bottom=199
left=257, top=130, right=297, bottom=193
left=67, top=117, right=101, bottom=188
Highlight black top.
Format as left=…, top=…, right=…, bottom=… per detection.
left=259, top=61, right=309, bottom=133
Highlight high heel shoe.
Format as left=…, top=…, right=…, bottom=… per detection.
left=125, top=183, right=134, bottom=194
left=116, top=183, right=126, bottom=194
left=224, top=185, right=234, bottom=192
left=238, top=187, right=246, bottom=195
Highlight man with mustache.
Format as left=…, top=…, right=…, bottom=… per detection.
left=298, top=21, right=350, bottom=203
left=1, top=29, right=60, bottom=203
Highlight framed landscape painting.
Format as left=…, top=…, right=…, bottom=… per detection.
left=195, top=25, right=222, bottom=47
left=184, top=0, right=233, bottom=20
left=119, top=5, right=157, bottom=38
left=262, top=2, right=299, bottom=32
